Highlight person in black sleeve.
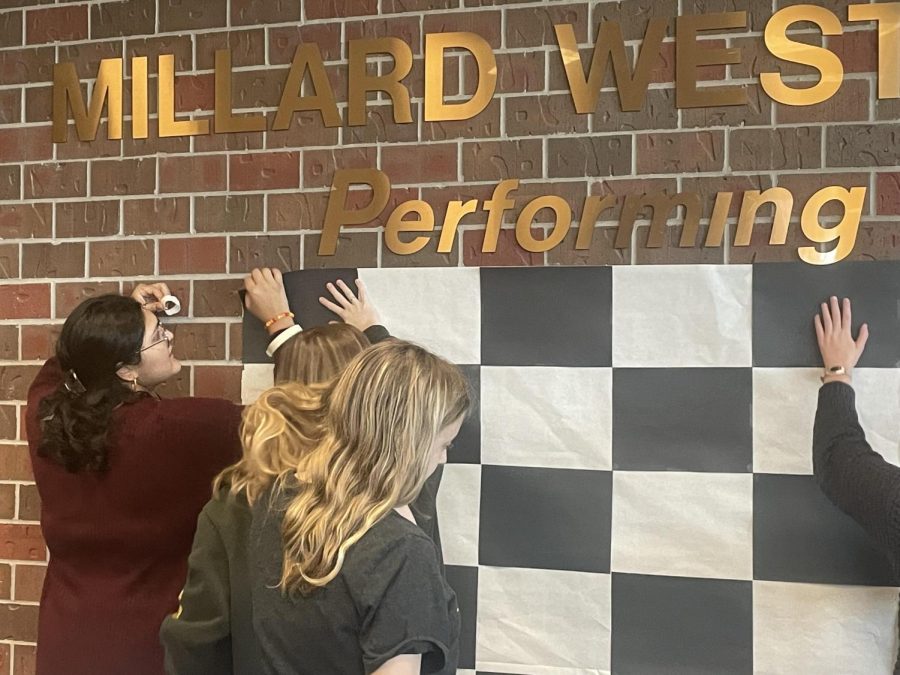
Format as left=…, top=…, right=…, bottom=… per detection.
left=251, top=340, right=468, bottom=674
left=812, top=296, right=900, bottom=672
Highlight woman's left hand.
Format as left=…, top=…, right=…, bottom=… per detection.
left=319, top=279, right=381, bottom=331
left=130, top=282, right=172, bottom=312
left=814, top=296, right=869, bottom=383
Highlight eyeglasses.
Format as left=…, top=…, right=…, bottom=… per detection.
left=139, top=319, right=171, bottom=353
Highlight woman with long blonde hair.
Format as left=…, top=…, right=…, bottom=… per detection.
left=250, top=340, right=469, bottom=675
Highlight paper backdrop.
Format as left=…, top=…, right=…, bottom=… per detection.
left=242, top=262, right=900, bottom=675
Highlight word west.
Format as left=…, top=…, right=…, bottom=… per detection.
left=51, top=3, right=900, bottom=142
left=322, top=169, right=865, bottom=267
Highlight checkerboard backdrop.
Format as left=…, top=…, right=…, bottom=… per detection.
left=242, top=263, right=900, bottom=675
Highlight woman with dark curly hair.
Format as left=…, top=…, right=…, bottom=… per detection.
left=26, top=278, right=291, bottom=675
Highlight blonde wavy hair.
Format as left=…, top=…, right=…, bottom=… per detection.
left=214, top=324, right=371, bottom=503
left=279, top=340, right=470, bottom=594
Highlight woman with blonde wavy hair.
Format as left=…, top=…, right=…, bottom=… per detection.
left=250, top=339, right=469, bottom=675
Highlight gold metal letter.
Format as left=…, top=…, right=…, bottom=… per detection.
left=158, top=54, right=210, bottom=138
left=131, top=56, right=149, bottom=140
left=575, top=195, right=616, bottom=249
left=386, top=200, right=436, bottom=255
left=617, top=193, right=703, bottom=248
left=348, top=38, right=413, bottom=126
left=799, top=186, right=865, bottom=265
left=516, top=196, right=572, bottom=253
left=424, top=32, right=497, bottom=122
left=848, top=3, right=900, bottom=99
left=760, top=6, right=844, bottom=106
left=437, top=200, right=479, bottom=253
left=52, top=58, right=123, bottom=143
left=734, top=188, right=793, bottom=245
left=482, top=180, right=519, bottom=253
left=676, top=12, right=748, bottom=108
left=321, top=169, right=391, bottom=256
left=273, top=44, right=341, bottom=129
left=215, top=50, right=266, bottom=134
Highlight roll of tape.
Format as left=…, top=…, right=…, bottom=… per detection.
left=160, top=295, right=181, bottom=316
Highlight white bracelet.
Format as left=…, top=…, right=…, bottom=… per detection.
left=266, top=323, right=302, bottom=357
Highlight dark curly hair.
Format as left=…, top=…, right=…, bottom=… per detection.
left=37, top=295, right=148, bottom=472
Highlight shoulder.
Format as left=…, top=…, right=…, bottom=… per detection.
left=346, top=514, right=442, bottom=584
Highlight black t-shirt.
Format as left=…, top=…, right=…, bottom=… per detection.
left=249, top=482, right=460, bottom=674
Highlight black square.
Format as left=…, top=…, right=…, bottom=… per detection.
left=612, top=368, right=752, bottom=472
left=478, top=466, right=611, bottom=573
left=444, top=565, right=477, bottom=670
left=449, top=365, right=481, bottom=464
left=480, top=266, right=612, bottom=367
left=242, top=268, right=359, bottom=363
left=753, top=261, right=900, bottom=367
left=611, top=573, right=753, bottom=675
left=753, top=473, right=896, bottom=586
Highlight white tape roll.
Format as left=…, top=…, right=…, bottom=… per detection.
left=160, top=295, right=181, bottom=316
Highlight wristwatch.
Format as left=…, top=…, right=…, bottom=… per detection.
left=820, top=365, right=846, bottom=383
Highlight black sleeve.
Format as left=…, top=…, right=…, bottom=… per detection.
left=364, top=325, right=391, bottom=344
left=360, top=534, right=458, bottom=674
left=813, top=381, right=900, bottom=556
left=160, top=508, right=233, bottom=675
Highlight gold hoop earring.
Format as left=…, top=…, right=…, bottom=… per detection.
left=131, top=378, right=138, bottom=392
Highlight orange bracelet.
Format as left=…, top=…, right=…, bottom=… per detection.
left=264, top=311, right=294, bottom=329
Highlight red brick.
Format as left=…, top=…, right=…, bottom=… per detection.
left=828, top=30, right=877, bottom=74
left=21, top=242, right=85, bottom=279
left=123, top=198, right=189, bottom=235
left=507, top=3, right=588, bottom=48
left=229, top=68, right=288, bottom=109
left=159, top=156, right=226, bottom=194
left=344, top=104, right=418, bottom=145
left=123, top=121, right=190, bottom=157
left=0, top=285, right=50, bottom=320
left=13, top=643, right=36, bottom=675
left=89, top=240, right=155, bottom=277
left=174, top=73, right=215, bottom=112
left=18, top=406, right=26, bottom=442
left=91, top=158, right=156, bottom=197
left=229, top=152, right=300, bottom=192
left=0, top=487, right=14, bottom=520
left=266, top=110, right=340, bottom=149
left=877, top=173, right=900, bottom=216
left=0, top=408, right=16, bottom=441
left=25, top=6, right=87, bottom=44
left=0, top=89, right=21, bottom=124
left=24, top=85, right=50, bottom=123
left=14, top=564, right=45, bottom=602
left=548, top=136, right=631, bottom=178
left=159, top=238, right=227, bottom=275
left=193, top=279, right=244, bottom=318
left=424, top=10, right=502, bottom=48
left=0, top=166, right=20, bottom=201
left=195, top=195, right=264, bottom=233
left=0, top=126, right=52, bottom=162
left=197, top=29, right=263, bottom=70
left=0, top=47, right=54, bottom=85
left=171, top=323, right=226, bottom=361
left=463, top=228, right=544, bottom=266
left=305, top=0, right=377, bottom=19
left=193, top=118, right=264, bottom=153
left=158, top=0, right=227, bottom=32
left=637, top=131, right=726, bottom=173
left=230, top=235, right=301, bottom=273
left=0, top=11, right=22, bottom=48
left=424, top=100, right=501, bottom=141
left=0, top=604, right=39, bottom=643
left=461, top=140, right=543, bottom=181
left=17, top=484, right=39, bottom=522
left=0, top=326, right=17, bottom=360
left=194, top=365, right=242, bottom=402
left=776, top=80, right=869, bottom=124
left=57, top=41, right=123, bottom=80
left=269, top=24, right=342, bottom=64
left=55, top=281, right=120, bottom=317
left=732, top=127, right=822, bottom=171
left=231, top=0, right=300, bottom=25
left=20, top=325, right=60, bottom=362
left=464, top=51, right=545, bottom=96
left=0, top=524, right=45, bottom=561
left=304, top=231, right=378, bottom=269
left=56, top=201, right=120, bottom=238
left=0, top=244, right=18, bottom=280
left=126, top=35, right=192, bottom=75
left=229, top=323, right=242, bottom=361
left=267, top=193, right=330, bottom=231
left=55, top=121, right=121, bottom=161
left=381, top=143, right=458, bottom=184
left=90, top=0, right=155, bottom=39
left=0, top=445, right=33, bottom=482
left=345, top=16, right=421, bottom=53
left=0, top=366, right=41, bottom=400
left=24, top=162, right=86, bottom=199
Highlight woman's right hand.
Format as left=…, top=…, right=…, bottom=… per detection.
left=244, top=268, right=293, bottom=334
left=130, top=282, right=172, bottom=313
left=814, top=296, right=869, bottom=383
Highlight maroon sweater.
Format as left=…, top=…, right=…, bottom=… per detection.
left=26, top=359, right=242, bottom=675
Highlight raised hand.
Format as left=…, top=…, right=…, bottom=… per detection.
left=244, top=268, right=292, bottom=334
left=129, top=282, right=172, bottom=313
left=319, top=279, right=381, bottom=331
left=814, top=296, right=869, bottom=383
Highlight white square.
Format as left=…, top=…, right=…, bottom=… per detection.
left=612, top=265, right=752, bottom=367
left=241, top=364, right=274, bottom=404
left=754, top=368, right=900, bottom=474
left=435, top=464, right=480, bottom=567
left=476, top=566, right=611, bottom=673
left=611, top=471, right=753, bottom=580
left=481, top=367, right=612, bottom=470
left=754, top=580, right=899, bottom=674
left=357, top=268, right=481, bottom=364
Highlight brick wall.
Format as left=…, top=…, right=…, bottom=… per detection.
left=0, top=0, right=898, bottom=667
